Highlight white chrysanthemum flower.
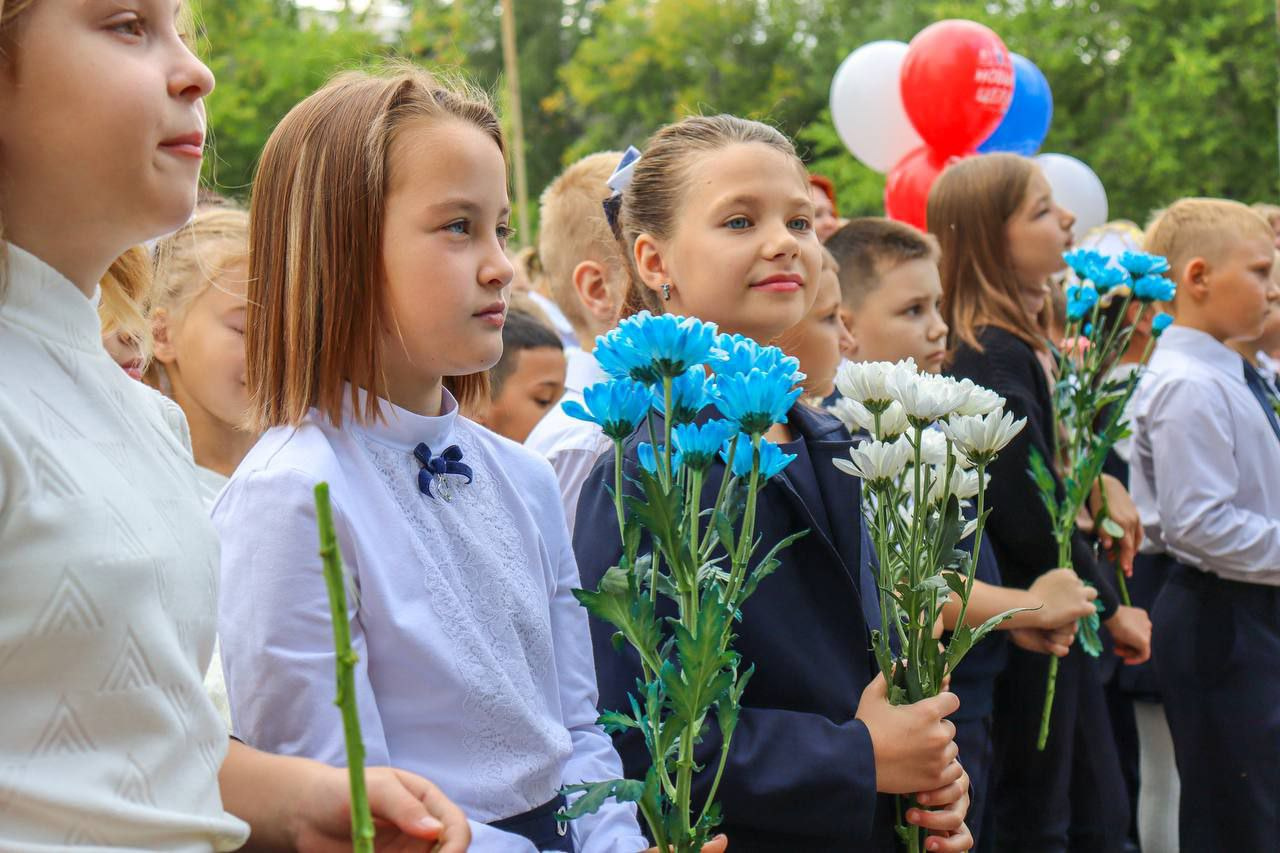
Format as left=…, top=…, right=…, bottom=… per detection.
left=928, top=465, right=986, bottom=505
left=887, top=371, right=970, bottom=425
left=835, top=358, right=917, bottom=411
left=937, top=409, right=1028, bottom=466
left=831, top=397, right=909, bottom=441
left=952, top=378, right=1005, bottom=417
left=919, top=428, right=951, bottom=467
left=833, top=435, right=913, bottom=488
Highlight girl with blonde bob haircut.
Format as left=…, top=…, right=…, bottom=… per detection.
left=929, top=153, right=1150, bottom=853
left=216, top=64, right=650, bottom=853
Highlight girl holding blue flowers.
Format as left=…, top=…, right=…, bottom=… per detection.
left=212, top=66, right=665, bottom=853
left=572, top=115, right=974, bottom=853
left=928, top=153, right=1151, bottom=853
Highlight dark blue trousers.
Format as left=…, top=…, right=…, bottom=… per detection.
left=989, top=646, right=1130, bottom=853
left=1153, top=563, right=1280, bottom=851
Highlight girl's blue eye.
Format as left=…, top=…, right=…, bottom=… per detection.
left=789, top=218, right=811, bottom=232
left=726, top=217, right=751, bottom=231
left=445, top=220, right=469, bottom=235
left=497, top=225, right=515, bottom=245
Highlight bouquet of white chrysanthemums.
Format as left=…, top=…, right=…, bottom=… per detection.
left=832, top=357, right=1026, bottom=853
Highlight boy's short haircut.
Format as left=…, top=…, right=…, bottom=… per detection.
left=538, top=151, right=625, bottom=334
left=490, top=309, right=563, bottom=398
left=1144, top=198, right=1273, bottom=290
left=1251, top=202, right=1280, bottom=229
left=825, top=217, right=940, bottom=309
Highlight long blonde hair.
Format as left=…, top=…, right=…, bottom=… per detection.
left=145, top=206, right=250, bottom=388
left=246, top=64, right=504, bottom=430
left=927, top=153, right=1047, bottom=354
left=98, top=246, right=153, bottom=361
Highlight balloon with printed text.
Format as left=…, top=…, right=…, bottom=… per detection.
left=900, top=20, right=1015, bottom=157
left=978, top=53, right=1054, bottom=156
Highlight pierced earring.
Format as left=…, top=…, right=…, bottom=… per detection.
left=661, top=283, right=672, bottom=301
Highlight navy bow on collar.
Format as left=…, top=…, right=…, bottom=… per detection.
left=414, top=443, right=473, bottom=500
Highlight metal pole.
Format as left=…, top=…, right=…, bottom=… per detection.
left=500, top=0, right=531, bottom=248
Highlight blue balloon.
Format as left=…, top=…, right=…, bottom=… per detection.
left=978, top=54, right=1053, bottom=156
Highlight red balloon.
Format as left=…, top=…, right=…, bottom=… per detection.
left=900, top=20, right=1015, bottom=157
left=884, top=146, right=973, bottom=230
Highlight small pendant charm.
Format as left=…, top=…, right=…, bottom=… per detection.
left=436, top=474, right=454, bottom=503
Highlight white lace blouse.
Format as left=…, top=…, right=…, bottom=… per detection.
left=213, top=389, right=647, bottom=852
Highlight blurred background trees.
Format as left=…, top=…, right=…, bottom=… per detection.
left=196, top=0, right=1279, bottom=238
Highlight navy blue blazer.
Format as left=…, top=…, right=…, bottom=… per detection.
left=572, top=403, right=895, bottom=851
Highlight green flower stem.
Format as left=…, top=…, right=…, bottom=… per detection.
left=699, top=441, right=737, bottom=559
left=612, top=441, right=627, bottom=544
left=662, top=377, right=674, bottom=489
left=313, top=483, right=375, bottom=853
left=949, top=462, right=988, bottom=669
left=1038, top=534, right=1074, bottom=751
left=1038, top=655, right=1060, bottom=751
left=725, top=435, right=763, bottom=608
left=697, top=731, right=735, bottom=828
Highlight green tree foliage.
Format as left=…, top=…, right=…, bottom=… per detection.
left=195, top=0, right=386, bottom=197
left=197, top=0, right=1277, bottom=225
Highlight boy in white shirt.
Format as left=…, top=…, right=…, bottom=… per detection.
left=525, top=152, right=629, bottom=530
left=1130, top=198, right=1280, bottom=851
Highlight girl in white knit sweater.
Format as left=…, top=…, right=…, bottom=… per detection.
left=0, top=1, right=468, bottom=849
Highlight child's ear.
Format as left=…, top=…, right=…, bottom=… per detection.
left=1183, top=257, right=1210, bottom=301
left=150, top=308, right=177, bottom=364
left=633, top=233, right=671, bottom=301
left=838, top=307, right=858, bottom=360
left=573, top=260, right=617, bottom=325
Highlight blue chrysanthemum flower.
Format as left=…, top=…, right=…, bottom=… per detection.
left=1133, top=275, right=1176, bottom=303
left=1065, top=283, right=1099, bottom=321
left=652, top=367, right=709, bottom=425
left=561, top=379, right=651, bottom=442
left=1088, top=264, right=1130, bottom=293
left=594, top=311, right=718, bottom=383
left=1118, top=251, right=1171, bottom=278
left=710, top=333, right=805, bottom=382
left=1151, top=312, right=1174, bottom=336
left=637, top=442, right=666, bottom=476
left=672, top=418, right=737, bottom=472
left=1084, top=322, right=1094, bottom=336
left=1063, top=248, right=1107, bottom=280
left=711, top=367, right=803, bottom=435
left=720, top=433, right=796, bottom=480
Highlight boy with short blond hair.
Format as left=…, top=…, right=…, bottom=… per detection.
left=524, top=152, right=628, bottom=530
left=1130, top=198, right=1280, bottom=850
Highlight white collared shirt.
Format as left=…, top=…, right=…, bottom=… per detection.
left=0, top=244, right=248, bottom=849
left=1130, top=325, right=1280, bottom=584
left=213, top=388, right=646, bottom=852
left=525, top=347, right=614, bottom=534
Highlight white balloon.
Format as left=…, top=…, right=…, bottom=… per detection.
left=1034, top=153, right=1109, bottom=239
left=830, top=41, right=924, bottom=174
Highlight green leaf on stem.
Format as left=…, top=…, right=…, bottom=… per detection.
left=560, top=779, right=646, bottom=819
left=597, top=710, right=641, bottom=734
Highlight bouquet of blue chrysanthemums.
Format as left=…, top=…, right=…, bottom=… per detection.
left=1032, top=248, right=1175, bottom=750
left=557, top=310, right=805, bottom=852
